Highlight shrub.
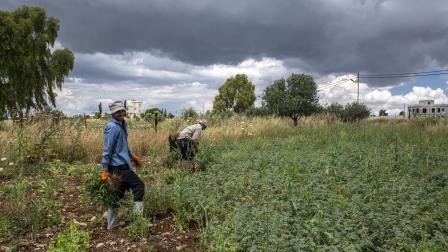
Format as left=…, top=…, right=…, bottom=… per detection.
left=324, top=103, right=344, bottom=116
left=182, top=107, right=198, bottom=120
left=340, top=102, right=370, bottom=122
left=244, top=107, right=272, bottom=117
left=324, top=102, right=370, bottom=122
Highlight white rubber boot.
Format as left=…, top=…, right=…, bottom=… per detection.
left=106, top=208, right=125, bottom=229
left=133, top=201, right=144, bottom=215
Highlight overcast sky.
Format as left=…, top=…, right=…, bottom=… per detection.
left=2, top=0, right=448, bottom=115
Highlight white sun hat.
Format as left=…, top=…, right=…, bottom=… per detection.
left=198, top=119, right=208, bottom=128
left=109, top=101, right=126, bottom=114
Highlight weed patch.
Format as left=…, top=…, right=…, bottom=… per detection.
left=48, top=221, right=90, bottom=252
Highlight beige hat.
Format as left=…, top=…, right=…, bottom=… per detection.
left=198, top=119, right=208, bottom=128
left=109, top=101, right=126, bottom=114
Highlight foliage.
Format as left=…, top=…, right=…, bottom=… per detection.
left=244, top=106, right=272, bottom=117
left=262, top=73, right=319, bottom=126
left=210, top=109, right=235, bottom=120
left=324, top=103, right=344, bottom=115
left=0, top=216, right=11, bottom=242
left=84, top=171, right=120, bottom=208
left=48, top=222, right=90, bottom=252
left=141, top=107, right=164, bottom=122
left=182, top=107, right=198, bottom=120
left=213, top=74, right=256, bottom=113
left=0, top=6, right=75, bottom=117
left=128, top=214, right=152, bottom=241
left=324, top=102, right=370, bottom=122
left=379, top=109, right=388, bottom=116
left=95, top=102, right=103, bottom=119
left=0, top=178, right=62, bottom=239
left=172, top=124, right=448, bottom=251
left=143, top=171, right=176, bottom=216
left=340, top=102, right=370, bottom=122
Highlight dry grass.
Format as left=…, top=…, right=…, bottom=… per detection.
left=0, top=115, right=299, bottom=164
left=2, top=114, right=447, bottom=166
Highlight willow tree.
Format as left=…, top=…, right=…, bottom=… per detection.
left=0, top=6, right=75, bottom=118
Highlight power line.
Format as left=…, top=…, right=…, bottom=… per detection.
left=360, top=72, right=448, bottom=79
left=318, top=77, right=354, bottom=91
left=319, top=68, right=448, bottom=104
left=360, top=69, right=448, bottom=77
left=318, top=77, right=351, bottom=89
left=318, top=80, right=351, bottom=91
left=360, top=70, right=448, bottom=78
left=318, top=79, right=352, bottom=91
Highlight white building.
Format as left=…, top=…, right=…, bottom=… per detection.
left=409, top=100, right=448, bottom=118
left=126, top=100, right=143, bottom=118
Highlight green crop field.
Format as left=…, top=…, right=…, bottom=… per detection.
left=1, top=118, right=448, bottom=251
left=172, top=123, right=448, bottom=251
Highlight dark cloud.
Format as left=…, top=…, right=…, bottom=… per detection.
left=2, top=0, right=448, bottom=86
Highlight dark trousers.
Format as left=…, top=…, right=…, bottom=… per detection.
left=108, top=165, right=145, bottom=202
left=168, top=134, right=178, bottom=152
left=175, top=138, right=195, bottom=160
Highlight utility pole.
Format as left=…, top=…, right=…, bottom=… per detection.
left=357, top=72, right=360, bottom=103
left=154, top=112, right=158, bottom=133
left=403, top=104, right=406, bottom=118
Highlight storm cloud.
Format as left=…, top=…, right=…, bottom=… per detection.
left=3, top=0, right=448, bottom=80
left=2, top=0, right=448, bottom=115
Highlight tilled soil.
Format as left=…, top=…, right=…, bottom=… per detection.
left=1, top=177, right=199, bottom=252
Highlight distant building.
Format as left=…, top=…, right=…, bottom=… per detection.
left=126, top=100, right=143, bottom=118
left=408, top=100, right=448, bottom=118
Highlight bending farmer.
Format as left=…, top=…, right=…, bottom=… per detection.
left=175, top=120, right=208, bottom=160
left=100, top=101, right=144, bottom=229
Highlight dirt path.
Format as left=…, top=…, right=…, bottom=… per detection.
left=6, top=177, right=199, bottom=252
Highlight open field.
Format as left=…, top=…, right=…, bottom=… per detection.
left=0, top=116, right=448, bottom=251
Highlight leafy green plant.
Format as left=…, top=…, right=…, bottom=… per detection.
left=340, top=102, right=370, bottom=122
left=1, top=179, right=62, bottom=237
left=127, top=214, right=151, bottom=241
left=84, top=171, right=120, bottom=208
left=0, top=216, right=11, bottom=243
left=48, top=221, right=90, bottom=252
left=143, top=176, right=174, bottom=216
left=171, top=124, right=448, bottom=251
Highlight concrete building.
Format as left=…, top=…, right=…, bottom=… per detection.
left=126, top=100, right=143, bottom=118
left=408, top=100, right=448, bottom=118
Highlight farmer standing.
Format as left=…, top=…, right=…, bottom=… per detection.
left=100, top=101, right=145, bottom=229
left=175, top=120, right=208, bottom=160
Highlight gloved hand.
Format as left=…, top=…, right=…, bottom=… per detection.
left=100, top=170, right=109, bottom=182
left=192, top=142, right=199, bottom=153
left=131, top=153, right=143, bottom=167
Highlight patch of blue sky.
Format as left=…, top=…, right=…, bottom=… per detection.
left=389, top=73, right=448, bottom=95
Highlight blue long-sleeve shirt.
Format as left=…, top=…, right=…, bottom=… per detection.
left=101, top=117, right=134, bottom=172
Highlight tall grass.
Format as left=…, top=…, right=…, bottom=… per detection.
left=0, top=115, right=315, bottom=165
left=0, top=114, right=447, bottom=168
